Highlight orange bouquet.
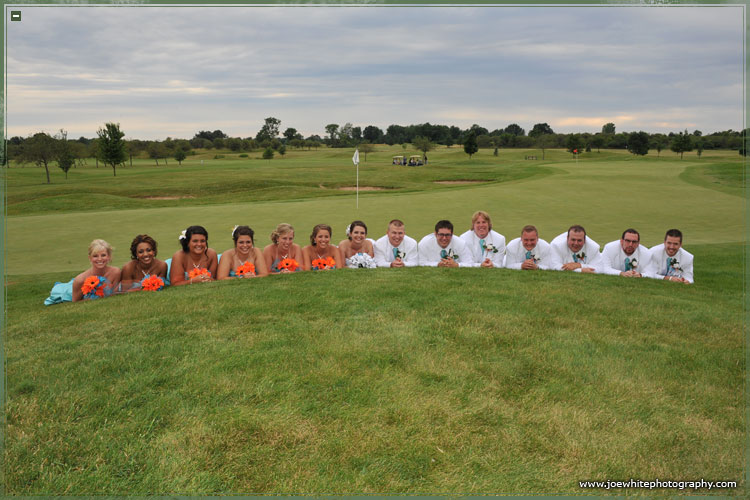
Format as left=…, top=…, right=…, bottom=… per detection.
left=141, top=275, right=165, bottom=291
left=277, top=258, right=299, bottom=272
left=312, top=256, right=336, bottom=270
left=236, top=261, right=256, bottom=277
left=81, top=275, right=107, bottom=298
left=188, top=267, right=211, bottom=279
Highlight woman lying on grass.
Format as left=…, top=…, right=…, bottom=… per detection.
left=72, top=239, right=121, bottom=302
left=169, top=225, right=218, bottom=286
left=217, top=225, right=269, bottom=279
left=339, top=220, right=376, bottom=269
left=120, top=234, right=168, bottom=291
left=263, top=223, right=303, bottom=273
left=302, top=223, right=343, bottom=271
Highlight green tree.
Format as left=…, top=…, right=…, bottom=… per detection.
left=536, top=133, right=555, bottom=160
left=529, top=123, right=554, bottom=138
left=362, top=125, right=384, bottom=143
left=463, top=130, right=478, bottom=159
left=504, top=123, right=525, bottom=136
left=256, top=117, right=281, bottom=143
left=278, top=144, right=286, bottom=158
left=175, top=149, right=187, bottom=166
left=627, top=131, right=650, bottom=156
left=695, top=140, right=704, bottom=159
left=670, top=129, right=693, bottom=159
left=359, top=142, right=375, bottom=161
left=602, top=122, right=616, bottom=134
left=325, top=124, right=339, bottom=147
left=97, top=122, right=127, bottom=176
left=566, top=134, right=584, bottom=154
left=412, top=136, right=435, bottom=157
left=56, top=129, right=75, bottom=180
left=262, top=147, right=274, bottom=161
left=283, top=127, right=298, bottom=142
left=20, top=132, right=57, bottom=183
left=591, top=134, right=605, bottom=153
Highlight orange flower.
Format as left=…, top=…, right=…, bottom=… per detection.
left=81, top=275, right=101, bottom=295
left=325, top=256, right=336, bottom=268
left=236, top=262, right=256, bottom=277
left=188, top=267, right=210, bottom=279
left=95, top=288, right=105, bottom=297
left=278, top=258, right=299, bottom=272
left=141, top=275, right=164, bottom=291
left=311, top=258, right=326, bottom=270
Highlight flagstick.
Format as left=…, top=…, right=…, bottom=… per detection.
left=356, top=162, right=359, bottom=209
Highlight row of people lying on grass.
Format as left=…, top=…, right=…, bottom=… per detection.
left=72, top=212, right=693, bottom=301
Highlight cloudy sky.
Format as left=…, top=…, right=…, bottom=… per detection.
left=5, top=3, right=744, bottom=140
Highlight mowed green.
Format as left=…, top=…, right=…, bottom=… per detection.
left=3, top=146, right=746, bottom=495
left=5, top=147, right=744, bottom=274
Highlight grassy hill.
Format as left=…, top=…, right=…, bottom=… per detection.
left=3, top=145, right=746, bottom=495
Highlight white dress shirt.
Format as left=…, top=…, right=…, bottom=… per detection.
left=599, top=240, right=653, bottom=276
left=418, top=233, right=471, bottom=267
left=459, top=229, right=506, bottom=267
left=373, top=234, right=419, bottom=267
left=549, top=232, right=604, bottom=272
left=647, top=243, right=694, bottom=283
left=503, top=237, right=553, bottom=270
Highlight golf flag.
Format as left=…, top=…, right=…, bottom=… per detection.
left=352, top=148, right=359, bottom=165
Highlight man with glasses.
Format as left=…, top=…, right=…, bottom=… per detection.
left=418, top=220, right=470, bottom=268
left=599, top=228, right=652, bottom=277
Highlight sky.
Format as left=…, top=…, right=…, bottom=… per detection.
left=4, top=2, right=745, bottom=141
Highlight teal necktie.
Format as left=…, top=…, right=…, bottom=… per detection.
left=525, top=250, right=532, bottom=260
left=479, top=239, right=485, bottom=254
left=440, top=249, right=447, bottom=259
left=393, top=247, right=399, bottom=259
left=573, top=253, right=579, bottom=263
left=624, top=257, right=631, bottom=271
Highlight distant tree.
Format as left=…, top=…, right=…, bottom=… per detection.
left=529, top=123, right=554, bottom=137
left=536, top=133, right=555, bottom=160
left=591, top=134, right=605, bottom=153
left=493, top=146, right=499, bottom=156
left=148, top=142, right=162, bottom=165
left=278, top=144, right=286, bottom=157
left=226, top=137, right=242, bottom=151
left=325, top=123, right=339, bottom=146
left=476, top=134, right=494, bottom=149
left=19, top=132, right=57, bottom=183
left=693, top=130, right=702, bottom=137
left=351, top=126, right=362, bottom=143
left=97, top=122, right=127, bottom=177
left=256, top=117, right=281, bottom=142
left=175, top=149, right=187, bottom=166
left=283, top=127, right=298, bottom=142
left=412, top=136, right=435, bottom=157
left=504, top=123, right=525, bottom=136
left=740, top=129, right=749, bottom=156
left=670, top=129, right=693, bottom=159
left=695, top=140, right=704, bottom=159
left=262, top=147, right=274, bottom=161
left=444, top=137, right=454, bottom=148
left=212, top=137, right=225, bottom=149
left=602, top=122, right=616, bottom=134
left=463, top=130, right=478, bottom=159
left=363, top=125, right=384, bottom=143
left=359, top=143, right=375, bottom=161
left=290, top=138, right=305, bottom=149
left=566, top=134, right=584, bottom=154
left=56, top=129, right=75, bottom=179
left=469, top=124, right=489, bottom=136
left=627, top=131, right=650, bottom=156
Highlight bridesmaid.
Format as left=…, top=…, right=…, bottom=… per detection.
left=302, top=223, right=343, bottom=271
left=263, top=223, right=303, bottom=273
left=120, top=234, right=168, bottom=290
left=217, top=225, right=269, bottom=279
left=72, top=239, right=121, bottom=301
left=169, top=225, right=219, bottom=286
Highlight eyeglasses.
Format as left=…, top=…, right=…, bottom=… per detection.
left=437, top=232, right=452, bottom=238
left=623, top=239, right=639, bottom=245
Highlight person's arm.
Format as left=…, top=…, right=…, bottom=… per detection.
left=301, top=246, right=313, bottom=271
left=72, top=274, right=85, bottom=302
left=217, top=248, right=233, bottom=280
left=365, top=240, right=375, bottom=258
left=170, top=251, right=189, bottom=286
left=254, top=248, right=269, bottom=277
left=332, top=246, right=344, bottom=269
left=108, top=267, right=122, bottom=293
left=418, top=241, right=439, bottom=267
left=156, top=260, right=169, bottom=278
left=120, top=261, right=138, bottom=291
left=262, top=245, right=277, bottom=273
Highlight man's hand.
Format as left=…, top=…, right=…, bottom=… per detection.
left=580, top=267, right=595, bottom=274
left=521, top=258, right=538, bottom=270
left=438, top=258, right=459, bottom=268
left=561, top=262, right=582, bottom=271
left=480, top=258, right=493, bottom=268
left=390, top=258, right=405, bottom=268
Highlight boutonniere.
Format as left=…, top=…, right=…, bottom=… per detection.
left=441, top=248, right=459, bottom=261
left=668, top=257, right=682, bottom=272
left=575, top=251, right=586, bottom=262
left=395, top=249, right=406, bottom=260
left=630, top=258, right=638, bottom=269
left=482, top=242, right=499, bottom=254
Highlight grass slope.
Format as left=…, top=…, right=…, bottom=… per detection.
left=4, top=243, right=743, bottom=495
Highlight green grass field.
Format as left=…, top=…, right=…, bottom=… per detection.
left=3, top=145, right=746, bottom=495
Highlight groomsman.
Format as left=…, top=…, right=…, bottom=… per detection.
left=373, top=219, right=419, bottom=268
left=600, top=228, right=652, bottom=277
left=460, top=210, right=506, bottom=268
left=648, top=229, right=694, bottom=283
left=549, top=225, right=603, bottom=273
left=418, top=220, right=470, bottom=268
left=504, top=225, right=553, bottom=270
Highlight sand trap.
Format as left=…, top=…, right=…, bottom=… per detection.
left=434, top=180, right=488, bottom=185
left=143, top=196, right=196, bottom=200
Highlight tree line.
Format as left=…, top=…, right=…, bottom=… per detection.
left=5, top=118, right=748, bottom=183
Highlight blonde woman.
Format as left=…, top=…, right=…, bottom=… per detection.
left=72, top=239, right=122, bottom=302
left=263, top=223, right=303, bottom=273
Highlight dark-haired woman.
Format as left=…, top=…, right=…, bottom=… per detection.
left=169, top=225, right=218, bottom=286
left=217, top=225, right=269, bottom=279
left=120, top=234, right=168, bottom=290
left=338, top=220, right=375, bottom=268
left=301, top=223, right=343, bottom=271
